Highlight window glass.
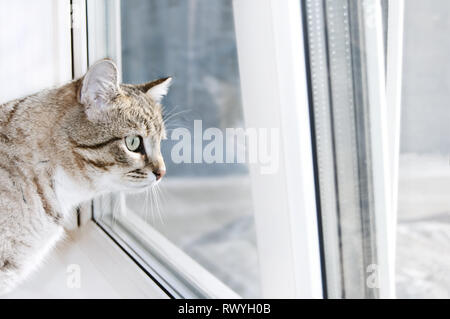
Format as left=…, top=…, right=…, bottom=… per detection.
left=305, top=0, right=450, bottom=299
left=303, top=0, right=387, bottom=298
left=90, top=0, right=260, bottom=298
left=397, top=0, right=450, bottom=299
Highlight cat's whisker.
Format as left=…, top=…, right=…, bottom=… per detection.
left=152, top=185, right=165, bottom=225
left=163, top=105, right=189, bottom=120
left=164, top=122, right=190, bottom=132
left=158, top=185, right=166, bottom=217
left=163, top=107, right=192, bottom=127
left=155, top=183, right=169, bottom=208
left=164, top=121, right=190, bottom=129
left=164, top=127, right=190, bottom=135
left=112, top=193, right=121, bottom=228
left=146, top=187, right=153, bottom=225
left=164, top=120, right=189, bottom=128
left=144, top=187, right=149, bottom=224
left=154, top=186, right=162, bottom=225
left=149, top=185, right=156, bottom=225
left=163, top=112, right=191, bottom=125
left=99, top=194, right=107, bottom=220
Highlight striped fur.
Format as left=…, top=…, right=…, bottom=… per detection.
left=0, top=59, right=169, bottom=294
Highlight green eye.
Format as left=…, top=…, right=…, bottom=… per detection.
left=125, top=135, right=141, bottom=152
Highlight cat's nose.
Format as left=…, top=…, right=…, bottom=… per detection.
left=153, top=168, right=166, bottom=181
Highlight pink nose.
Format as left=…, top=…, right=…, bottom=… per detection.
left=153, top=169, right=166, bottom=181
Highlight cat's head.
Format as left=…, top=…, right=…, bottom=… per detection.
left=74, top=59, right=170, bottom=192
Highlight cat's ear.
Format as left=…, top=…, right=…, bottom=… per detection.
left=136, top=77, right=172, bottom=103
left=79, top=59, right=120, bottom=119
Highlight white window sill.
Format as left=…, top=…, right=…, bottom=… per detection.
left=3, top=221, right=169, bottom=299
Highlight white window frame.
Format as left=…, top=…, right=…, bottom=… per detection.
left=77, top=0, right=324, bottom=299
left=71, top=0, right=404, bottom=299
left=85, top=0, right=122, bottom=76
left=362, top=0, right=394, bottom=298
left=0, top=0, right=72, bottom=104
left=71, top=0, right=91, bottom=227
left=82, top=0, right=243, bottom=299
left=357, top=0, right=405, bottom=299
left=95, top=204, right=241, bottom=299
left=385, top=0, right=405, bottom=299
left=232, top=0, right=323, bottom=298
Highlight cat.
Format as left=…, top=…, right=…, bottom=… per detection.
left=0, top=59, right=171, bottom=294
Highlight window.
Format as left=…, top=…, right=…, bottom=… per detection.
left=0, top=0, right=71, bottom=103
left=85, top=0, right=323, bottom=299
left=303, top=0, right=393, bottom=298
left=78, top=0, right=449, bottom=299
left=304, top=0, right=450, bottom=299
left=89, top=0, right=260, bottom=298
left=396, top=0, right=450, bottom=299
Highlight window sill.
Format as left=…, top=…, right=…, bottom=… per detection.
left=3, top=221, right=169, bottom=299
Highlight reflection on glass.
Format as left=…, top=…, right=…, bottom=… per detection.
left=397, top=0, right=450, bottom=299
left=94, top=0, right=260, bottom=298
left=304, top=0, right=388, bottom=299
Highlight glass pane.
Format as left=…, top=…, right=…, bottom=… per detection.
left=397, top=0, right=450, bottom=299
left=303, top=0, right=387, bottom=298
left=89, top=0, right=260, bottom=298
left=305, top=0, right=450, bottom=299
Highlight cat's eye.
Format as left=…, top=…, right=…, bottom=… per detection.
left=125, top=135, right=141, bottom=152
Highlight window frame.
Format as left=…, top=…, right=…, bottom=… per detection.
left=79, top=0, right=324, bottom=299
left=232, top=0, right=323, bottom=298
left=302, top=0, right=404, bottom=299
left=79, top=0, right=242, bottom=299
left=72, top=0, right=404, bottom=299
left=0, top=0, right=73, bottom=104
left=385, top=0, right=405, bottom=299
left=362, top=0, right=395, bottom=298
left=93, top=200, right=241, bottom=299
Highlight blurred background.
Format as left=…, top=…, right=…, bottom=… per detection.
left=396, top=0, right=450, bottom=298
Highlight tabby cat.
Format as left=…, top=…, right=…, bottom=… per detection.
left=0, top=59, right=170, bottom=294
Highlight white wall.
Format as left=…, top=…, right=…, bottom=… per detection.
left=0, top=0, right=72, bottom=104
